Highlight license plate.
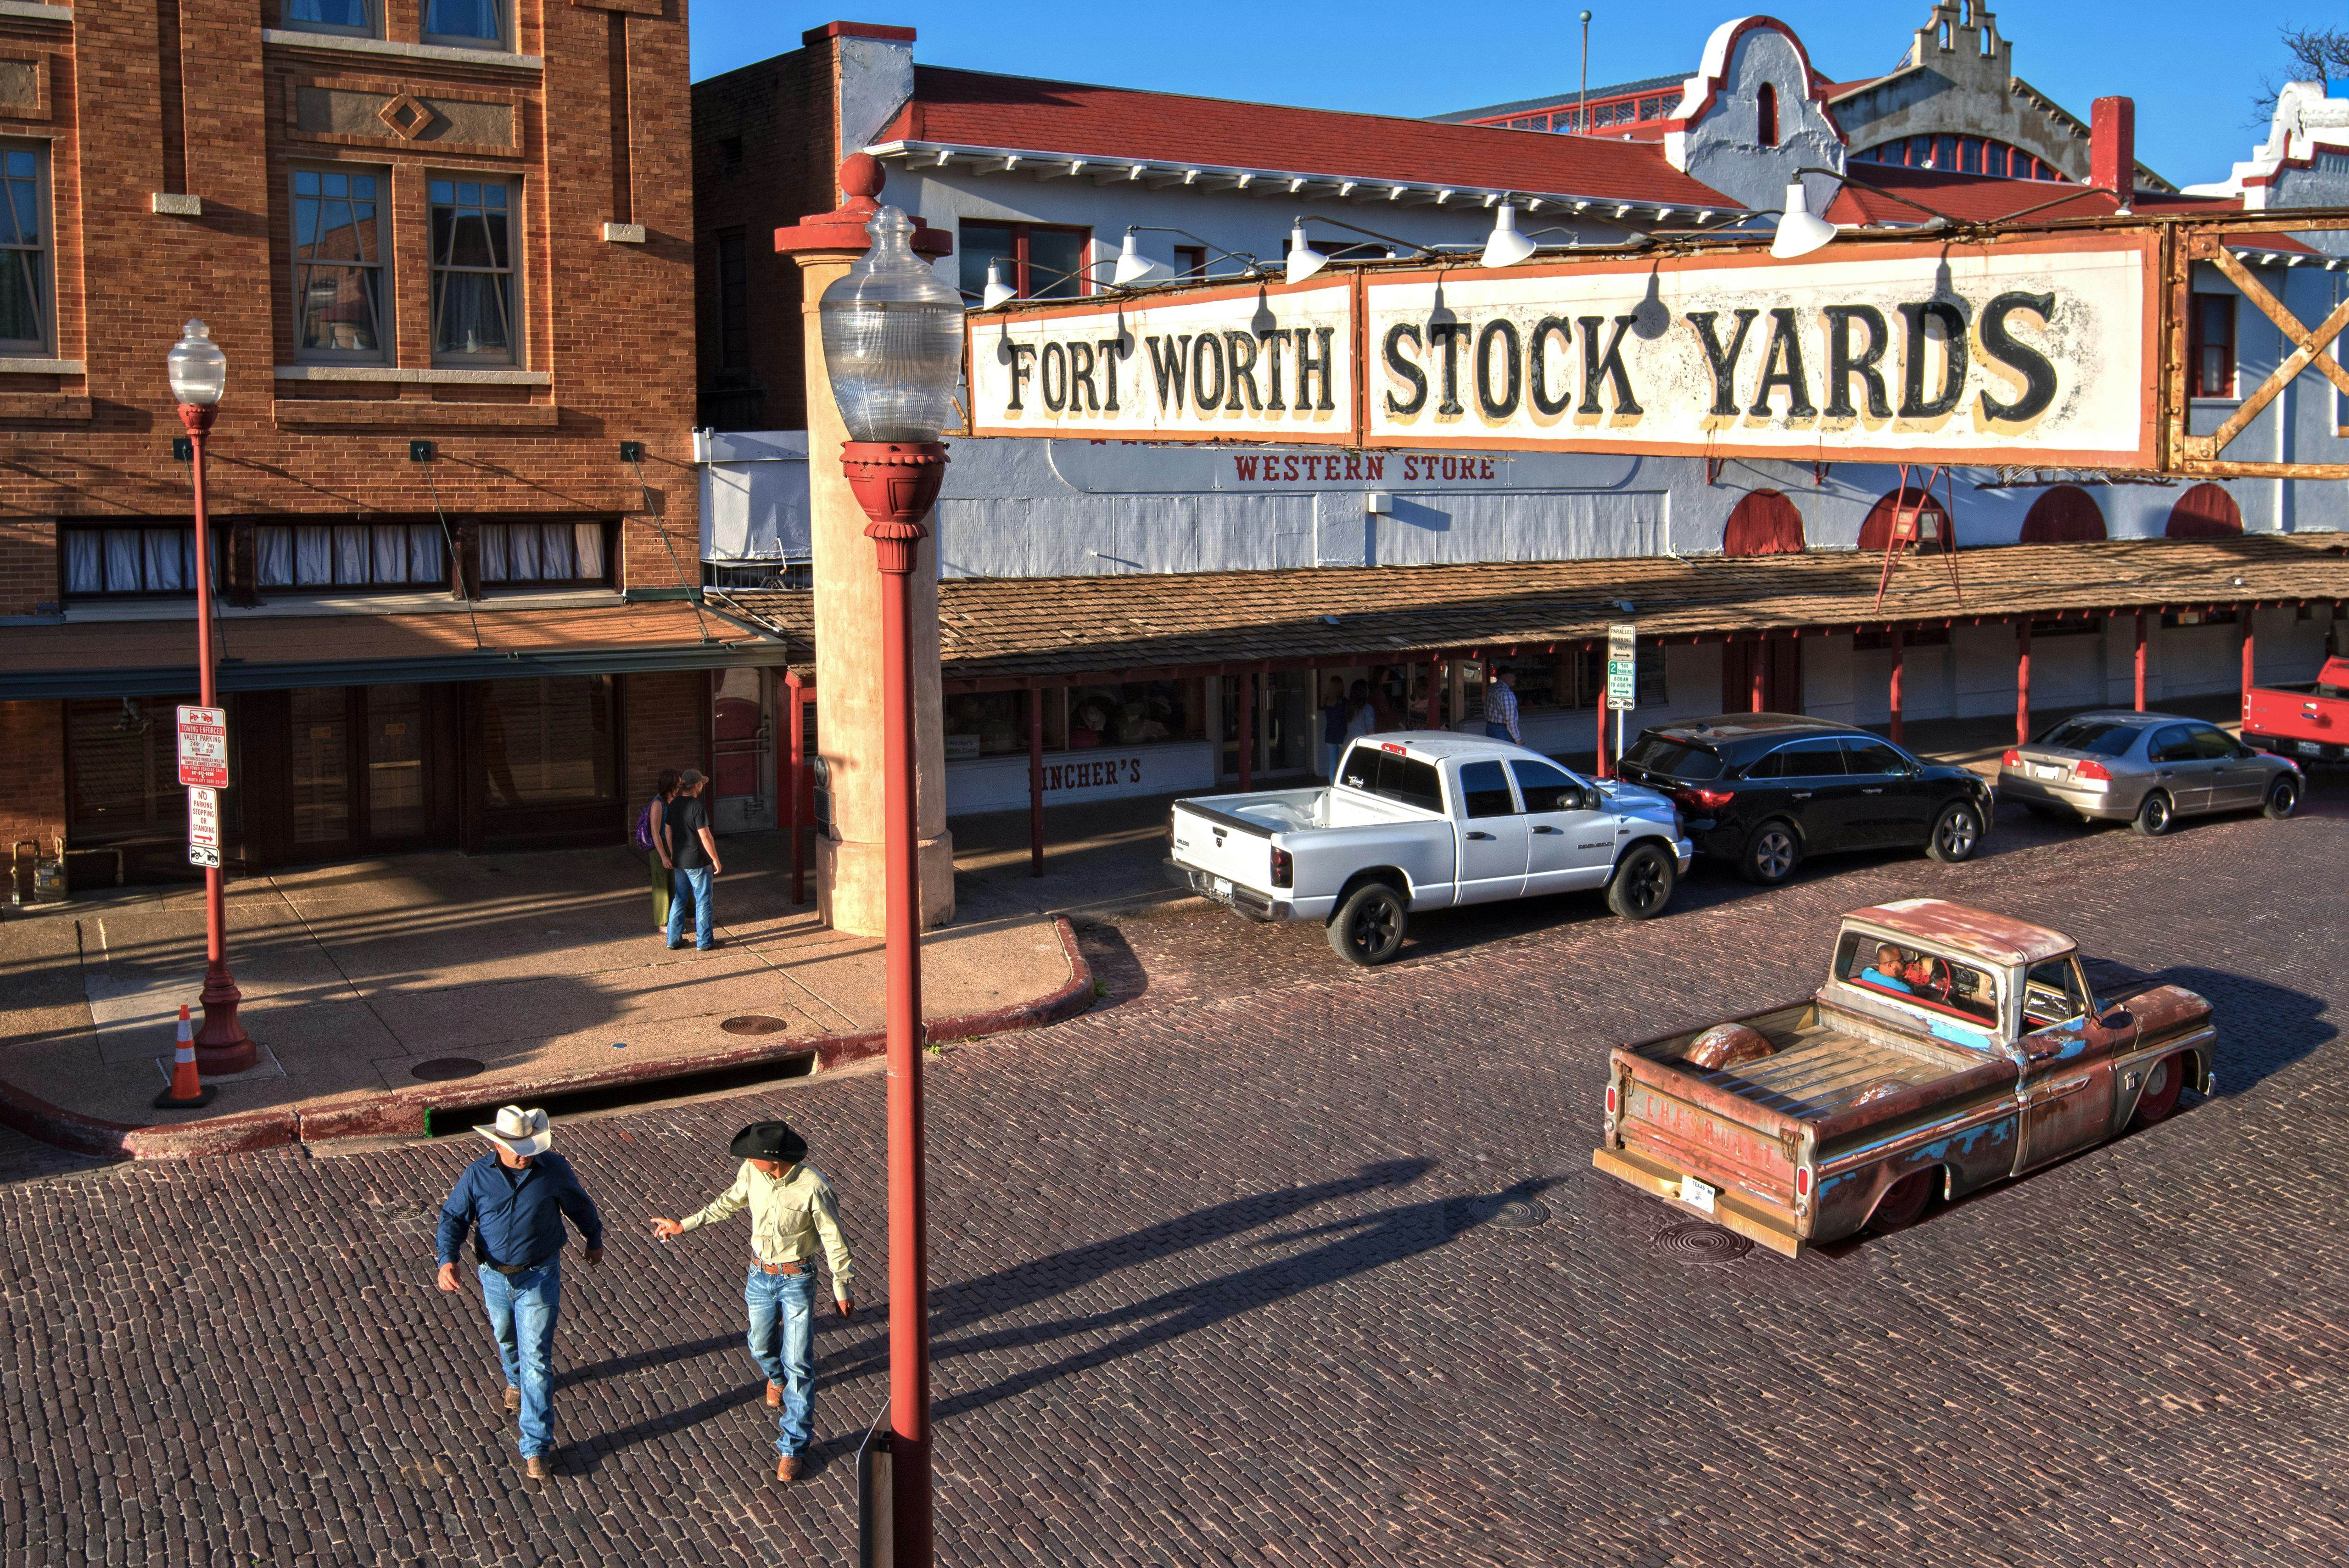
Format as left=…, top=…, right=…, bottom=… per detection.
left=1211, top=876, right=1232, bottom=900
left=2299, top=741, right=2322, bottom=756
left=1678, top=1173, right=1717, bottom=1214
left=2032, top=764, right=2062, bottom=780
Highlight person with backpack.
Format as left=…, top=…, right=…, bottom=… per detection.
left=636, top=769, right=680, bottom=931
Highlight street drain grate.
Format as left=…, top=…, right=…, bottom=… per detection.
left=1486, top=1198, right=1551, bottom=1230
left=411, top=1057, right=486, bottom=1083
left=721, top=1015, right=793, bottom=1036
left=1652, top=1220, right=1753, bottom=1266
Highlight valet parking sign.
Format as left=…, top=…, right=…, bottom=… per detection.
left=177, top=705, right=228, bottom=868
left=966, top=233, right=2156, bottom=468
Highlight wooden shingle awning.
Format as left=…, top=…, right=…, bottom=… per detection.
left=713, top=535, right=2349, bottom=688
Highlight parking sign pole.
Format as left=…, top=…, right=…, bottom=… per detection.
left=179, top=400, right=254, bottom=1075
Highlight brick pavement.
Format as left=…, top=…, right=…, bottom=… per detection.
left=4, top=787, right=2346, bottom=1567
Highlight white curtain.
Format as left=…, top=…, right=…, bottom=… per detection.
left=408, top=524, right=444, bottom=585
left=104, top=530, right=141, bottom=592
left=537, top=522, right=575, bottom=580
left=507, top=522, right=541, bottom=581
left=572, top=523, right=605, bottom=582
left=64, top=532, right=100, bottom=594
left=143, top=531, right=185, bottom=592
left=334, top=524, right=369, bottom=584
left=295, top=525, right=333, bottom=585
left=373, top=525, right=408, bottom=585
left=479, top=523, right=509, bottom=582
left=257, top=526, right=294, bottom=586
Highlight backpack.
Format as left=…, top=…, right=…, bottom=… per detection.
left=632, top=801, right=657, bottom=853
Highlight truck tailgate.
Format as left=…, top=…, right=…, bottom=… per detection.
left=1598, top=1048, right=1808, bottom=1255
left=1169, top=801, right=1277, bottom=892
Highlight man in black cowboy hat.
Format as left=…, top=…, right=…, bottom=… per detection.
left=649, top=1120, right=855, bottom=1482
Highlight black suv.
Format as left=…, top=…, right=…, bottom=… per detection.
left=1619, top=714, right=1995, bottom=885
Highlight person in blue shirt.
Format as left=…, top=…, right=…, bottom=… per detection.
left=436, top=1105, right=606, bottom=1478
left=1860, top=942, right=1916, bottom=994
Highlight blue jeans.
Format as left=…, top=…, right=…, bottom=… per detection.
left=478, top=1260, right=561, bottom=1458
left=667, top=864, right=714, bottom=949
left=745, top=1266, right=817, bottom=1456
left=1484, top=722, right=1515, bottom=742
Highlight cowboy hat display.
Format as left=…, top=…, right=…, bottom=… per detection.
left=729, top=1120, right=807, bottom=1163
left=474, top=1104, right=554, bottom=1157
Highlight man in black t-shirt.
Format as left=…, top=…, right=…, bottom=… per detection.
left=662, top=770, right=725, bottom=950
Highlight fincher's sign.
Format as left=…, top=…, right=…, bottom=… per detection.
left=963, top=233, right=2156, bottom=468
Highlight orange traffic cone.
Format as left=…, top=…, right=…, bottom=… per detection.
left=153, top=1003, right=215, bottom=1111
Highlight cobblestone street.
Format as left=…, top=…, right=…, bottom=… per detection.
left=5, top=788, right=2346, bottom=1568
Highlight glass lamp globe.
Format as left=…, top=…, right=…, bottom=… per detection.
left=818, top=207, right=964, bottom=444
left=167, top=318, right=228, bottom=408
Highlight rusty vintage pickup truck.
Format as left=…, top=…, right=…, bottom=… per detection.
left=1593, top=899, right=2215, bottom=1254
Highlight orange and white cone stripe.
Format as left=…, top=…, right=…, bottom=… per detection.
left=154, top=1003, right=214, bottom=1110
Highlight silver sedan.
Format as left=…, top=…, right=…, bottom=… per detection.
left=1998, top=710, right=2304, bottom=836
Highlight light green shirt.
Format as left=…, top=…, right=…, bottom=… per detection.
left=679, top=1161, right=855, bottom=1299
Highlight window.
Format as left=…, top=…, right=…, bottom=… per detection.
left=1174, top=245, right=1207, bottom=279
left=291, top=168, right=387, bottom=362
left=67, top=696, right=239, bottom=840
left=61, top=526, right=218, bottom=598
left=1510, top=759, right=1585, bottom=814
left=478, top=521, right=609, bottom=586
left=421, top=0, right=507, bottom=49
left=1755, top=83, right=1778, bottom=148
left=283, top=0, right=377, bottom=37
left=2034, top=717, right=2140, bottom=757
left=1458, top=760, right=1517, bottom=818
left=2186, top=724, right=2240, bottom=761
left=1338, top=746, right=1442, bottom=813
left=482, top=677, right=617, bottom=807
left=430, top=178, right=518, bottom=364
left=2147, top=724, right=2198, bottom=764
left=1745, top=737, right=1845, bottom=779
left=1841, top=738, right=1914, bottom=777
left=253, top=521, right=446, bottom=591
left=2189, top=293, right=2235, bottom=398
left=2023, top=958, right=2088, bottom=1030
left=716, top=135, right=744, bottom=173
left=715, top=230, right=750, bottom=371
left=1621, top=734, right=1723, bottom=780
left=0, top=144, right=52, bottom=353
left=1835, top=931, right=1999, bottom=1030
left=959, top=221, right=1091, bottom=301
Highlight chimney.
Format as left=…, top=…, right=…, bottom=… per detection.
left=2090, top=96, right=2135, bottom=202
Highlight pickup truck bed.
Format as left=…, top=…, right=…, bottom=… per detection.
left=1683, top=1006, right=1965, bottom=1120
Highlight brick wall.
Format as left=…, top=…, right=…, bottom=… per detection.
left=622, top=669, right=710, bottom=807
left=0, top=701, right=65, bottom=878
left=0, top=517, right=53, bottom=617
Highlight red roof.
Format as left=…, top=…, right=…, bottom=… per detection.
left=884, top=67, right=1739, bottom=209
left=1824, top=164, right=2238, bottom=225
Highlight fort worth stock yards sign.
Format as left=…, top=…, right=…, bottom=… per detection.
left=965, top=233, right=2156, bottom=469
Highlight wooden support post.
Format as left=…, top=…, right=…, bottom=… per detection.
left=1594, top=670, right=1610, bottom=779
left=1888, top=627, right=1905, bottom=745
left=1236, top=668, right=1254, bottom=793
left=2134, top=613, right=2148, bottom=711
left=2015, top=619, right=2032, bottom=747
left=785, top=670, right=806, bottom=907
left=1750, top=637, right=1766, bottom=713
left=1027, top=680, right=1044, bottom=879
left=2242, top=610, right=2257, bottom=718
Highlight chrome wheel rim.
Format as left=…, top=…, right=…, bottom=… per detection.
left=2274, top=782, right=2297, bottom=816
left=1939, top=809, right=1977, bottom=857
left=2145, top=796, right=2168, bottom=830
left=1755, top=831, right=1794, bottom=880
left=2145, top=1056, right=2170, bottom=1098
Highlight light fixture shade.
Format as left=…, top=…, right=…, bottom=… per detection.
left=166, top=318, right=227, bottom=408
left=979, top=258, right=1016, bottom=310
left=1479, top=204, right=1538, bottom=268
left=1284, top=224, right=1328, bottom=286
left=1770, top=180, right=1839, bottom=259
left=1111, top=232, right=1172, bottom=286
left=819, top=206, right=966, bottom=444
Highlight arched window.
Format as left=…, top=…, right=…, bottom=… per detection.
left=2165, top=483, right=2243, bottom=538
left=2019, top=486, right=2107, bottom=543
left=1723, top=489, right=1806, bottom=556
left=1756, top=83, right=1779, bottom=149
left=1858, top=487, right=1952, bottom=552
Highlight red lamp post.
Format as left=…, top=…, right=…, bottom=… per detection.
left=817, top=201, right=964, bottom=1568
left=168, top=319, right=255, bottom=1075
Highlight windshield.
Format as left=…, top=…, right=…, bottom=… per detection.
left=1622, top=734, right=1723, bottom=780
left=2035, top=718, right=2139, bottom=757
left=1834, top=930, right=2000, bottom=1035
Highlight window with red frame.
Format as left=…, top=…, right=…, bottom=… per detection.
left=2189, top=293, right=2235, bottom=398
left=959, top=221, right=1091, bottom=301
left=1173, top=245, right=1207, bottom=279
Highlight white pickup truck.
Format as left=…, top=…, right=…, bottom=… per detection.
left=1165, top=733, right=1692, bottom=965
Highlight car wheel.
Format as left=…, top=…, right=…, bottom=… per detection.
left=1606, top=842, right=1677, bottom=920
left=1326, top=882, right=1407, bottom=967
left=1866, top=1168, right=1937, bottom=1234
left=2131, top=790, right=2174, bottom=837
left=1739, top=820, right=1801, bottom=886
left=2127, top=1053, right=2188, bottom=1130
left=2264, top=775, right=2300, bottom=821
left=1926, top=801, right=1983, bottom=863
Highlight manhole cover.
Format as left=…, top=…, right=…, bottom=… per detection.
left=1652, top=1220, right=1752, bottom=1266
left=1486, top=1198, right=1551, bottom=1230
left=411, top=1057, right=485, bottom=1082
left=721, top=1015, right=793, bottom=1035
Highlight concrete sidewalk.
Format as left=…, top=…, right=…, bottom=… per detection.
left=0, top=834, right=1088, bottom=1156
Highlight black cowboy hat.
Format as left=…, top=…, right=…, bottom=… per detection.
left=729, top=1120, right=808, bottom=1162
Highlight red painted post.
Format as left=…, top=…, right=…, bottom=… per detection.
left=1888, top=627, right=1905, bottom=745
left=2242, top=609, right=2256, bottom=722
left=1236, top=668, right=1254, bottom=793
left=785, top=670, right=805, bottom=906
left=1750, top=637, right=1766, bottom=712
left=1027, top=680, right=1044, bottom=878
left=2015, top=619, right=2032, bottom=747
left=2133, top=613, right=2148, bottom=711
left=1594, top=646, right=1610, bottom=779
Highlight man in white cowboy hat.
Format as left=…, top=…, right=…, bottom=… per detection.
left=436, top=1105, right=606, bottom=1479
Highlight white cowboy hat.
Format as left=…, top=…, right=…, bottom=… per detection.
left=474, top=1104, right=552, bottom=1157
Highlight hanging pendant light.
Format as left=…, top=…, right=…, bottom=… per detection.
left=1770, top=180, right=1840, bottom=259
left=1284, top=223, right=1329, bottom=286
left=1110, top=230, right=1173, bottom=286
left=979, top=258, right=1016, bottom=310
left=1478, top=204, right=1538, bottom=268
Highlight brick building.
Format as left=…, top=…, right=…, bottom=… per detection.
left=0, top=0, right=783, bottom=892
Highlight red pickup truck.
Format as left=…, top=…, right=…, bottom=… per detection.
left=2244, top=654, right=2349, bottom=765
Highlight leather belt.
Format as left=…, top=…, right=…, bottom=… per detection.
left=482, top=1257, right=548, bottom=1277
left=755, top=1259, right=811, bottom=1276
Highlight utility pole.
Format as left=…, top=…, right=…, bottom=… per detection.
left=1579, top=10, right=1593, bottom=134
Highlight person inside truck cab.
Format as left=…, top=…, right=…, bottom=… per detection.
left=1861, top=944, right=1915, bottom=993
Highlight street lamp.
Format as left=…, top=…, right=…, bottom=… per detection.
left=167, top=318, right=256, bottom=1075
left=817, top=205, right=962, bottom=1568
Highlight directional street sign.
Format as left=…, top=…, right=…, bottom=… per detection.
left=1606, top=622, right=1638, bottom=710
left=187, top=785, right=220, bottom=868
left=176, top=705, right=229, bottom=789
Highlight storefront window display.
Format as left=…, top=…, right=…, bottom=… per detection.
left=482, top=676, right=616, bottom=807
left=947, top=680, right=1202, bottom=761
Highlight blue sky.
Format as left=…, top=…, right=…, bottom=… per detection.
left=687, top=1, right=2336, bottom=188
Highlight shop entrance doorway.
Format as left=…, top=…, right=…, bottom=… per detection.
left=1723, top=637, right=1803, bottom=715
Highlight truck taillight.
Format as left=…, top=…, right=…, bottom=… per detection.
left=2001, top=749, right=2021, bottom=767
left=2073, top=759, right=2112, bottom=784
left=1795, top=1165, right=1812, bottom=1198
left=1270, top=846, right=1294, bottom=889
left=1604, top=1084, right=1619, bottom=1117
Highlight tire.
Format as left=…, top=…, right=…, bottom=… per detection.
left=2128, top=1052, right=2187, bottom=1130
left=2131, top=790, right=2174, bottom=837
left=1865, top=1168, right=1937, bottom=1234
left=1327, top=881, right=1408, bottom=967
left=1606, top=842, right=1677, bottom=920
left=1739, top=820, right=1801, bottom=886
left=1927, top=800, right=1984, bottom=864
left=2264, top=775, right=2300, bottom=821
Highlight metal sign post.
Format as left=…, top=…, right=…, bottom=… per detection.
left=1606, top=622, right=1637, bottom=768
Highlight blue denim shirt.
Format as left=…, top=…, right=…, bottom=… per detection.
left=436, top=1151, right=605, bottom=1269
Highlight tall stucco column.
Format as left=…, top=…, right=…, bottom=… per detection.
left=776, top=158, right=955, bottom=934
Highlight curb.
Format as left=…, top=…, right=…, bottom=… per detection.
left=0, top=917, right=1095, bottom=1161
